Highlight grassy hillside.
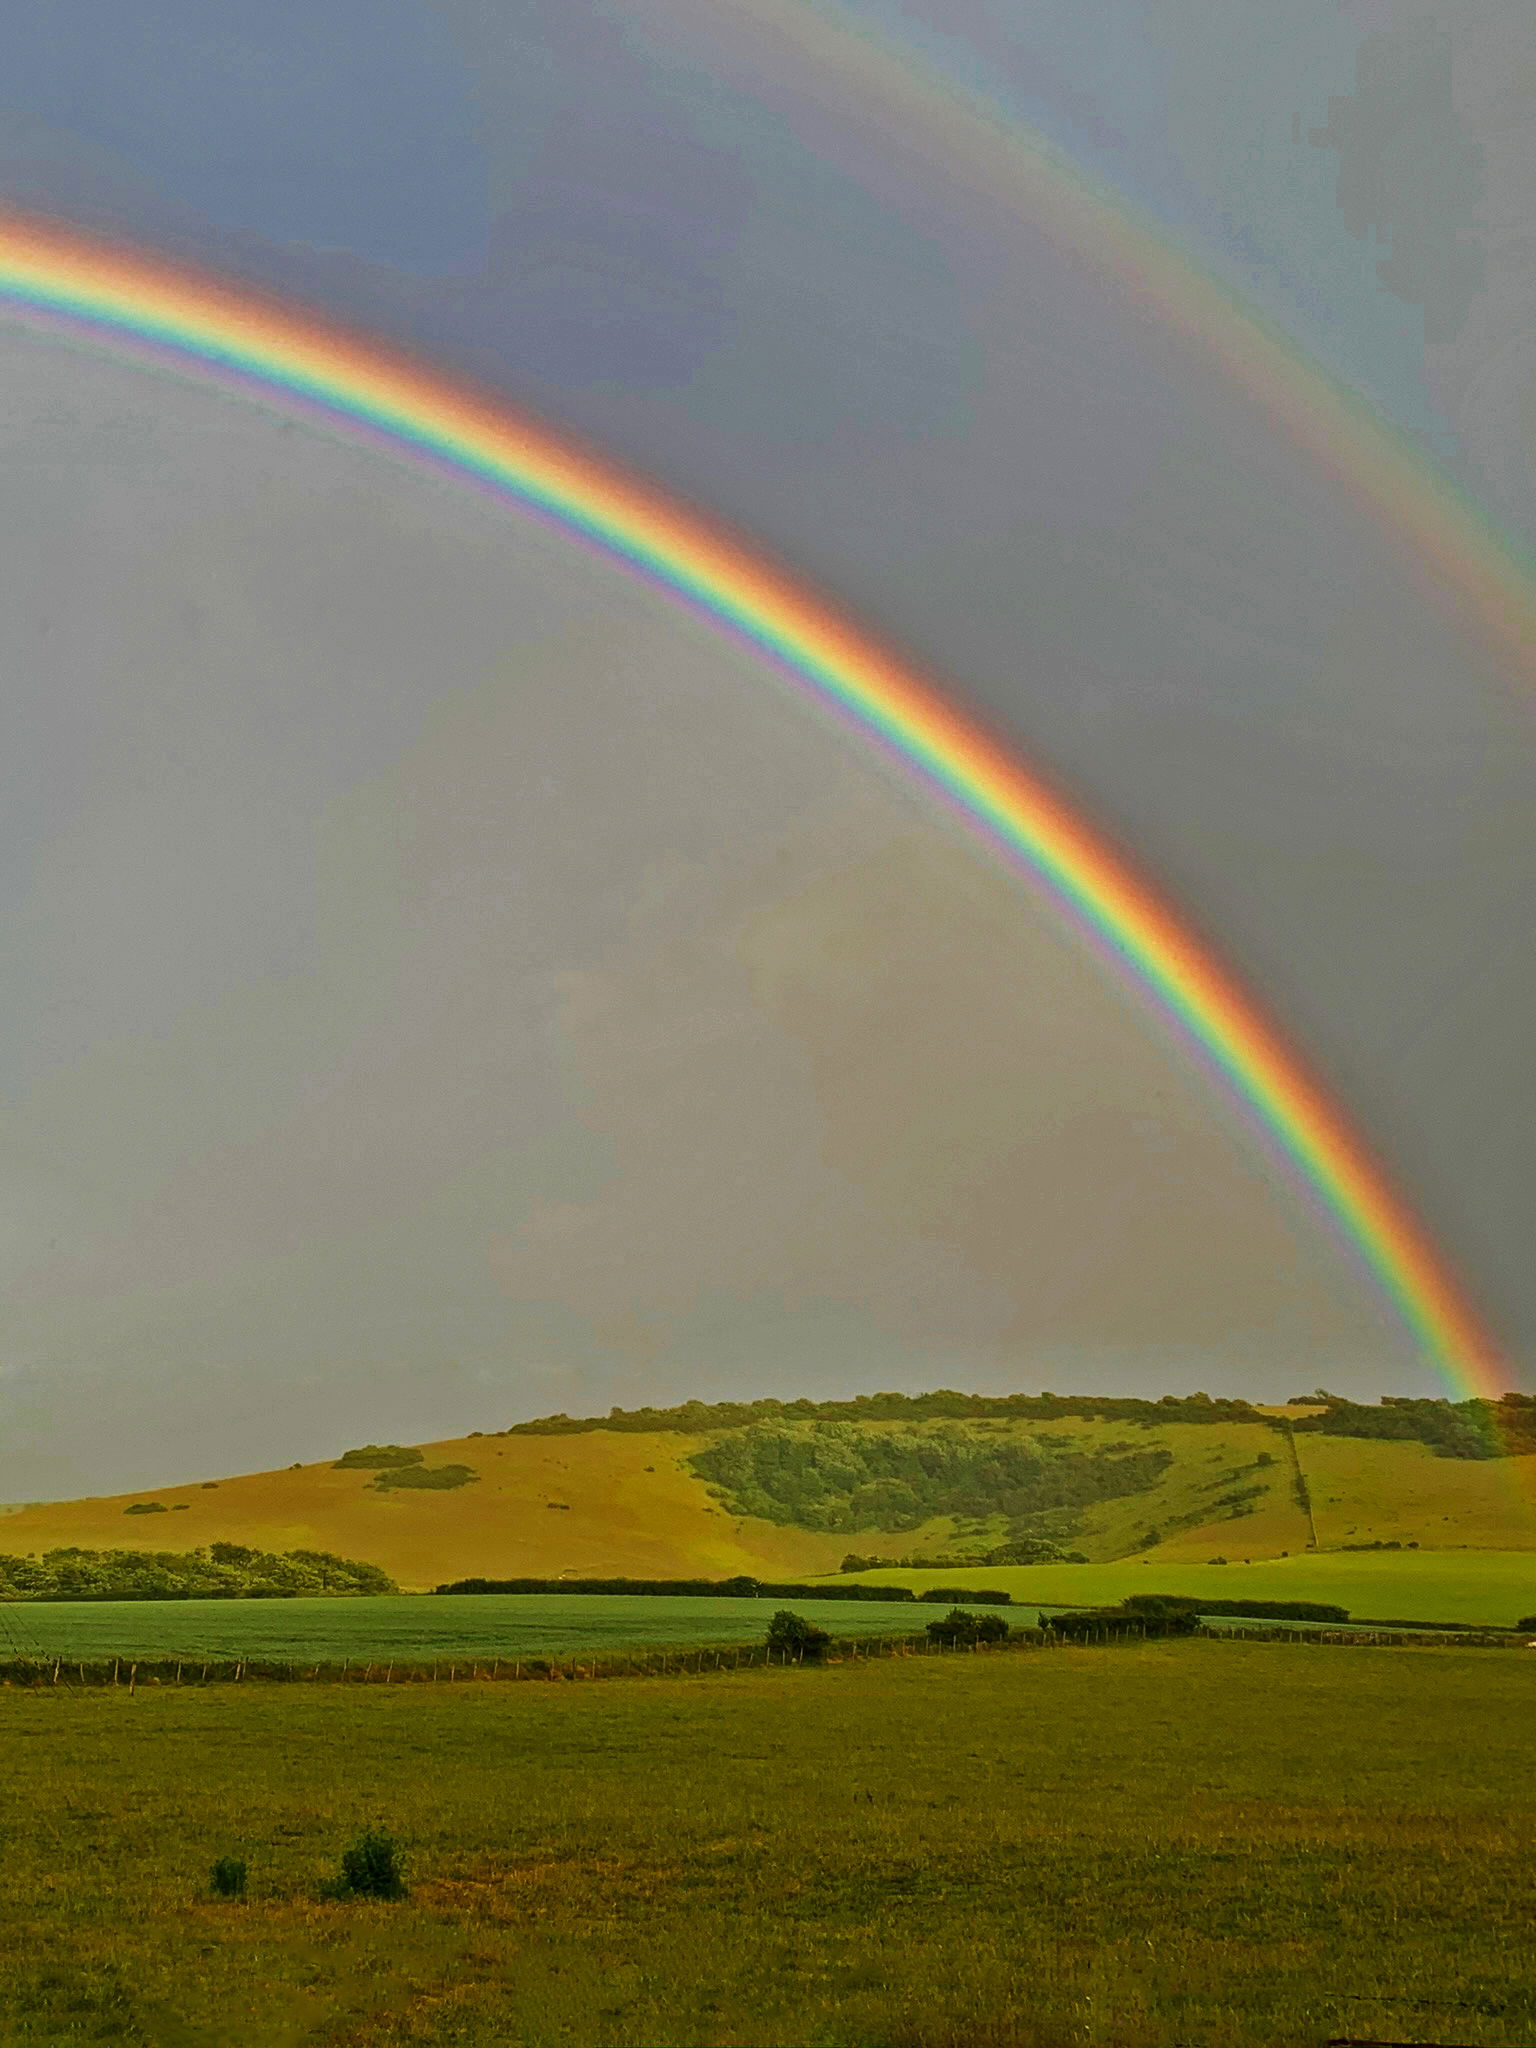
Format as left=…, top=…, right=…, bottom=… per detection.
left=5, top=1401, right=1535, bottom=1594
left=0, top=1432, right=862, bottom=1592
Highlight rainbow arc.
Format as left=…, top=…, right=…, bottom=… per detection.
left=0, top=208, right=1501, bottom=1382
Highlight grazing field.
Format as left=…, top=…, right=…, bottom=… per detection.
left=0, top=1592, right=994, bottom=1663
left=1, top=1638, right=1534, bottom=2045
left=844, top=1545, right=1536, bottom=1627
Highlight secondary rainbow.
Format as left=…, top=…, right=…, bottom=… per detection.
left=660, top=0, right=1536, bottom=698
left=0, top=210, right=1500, bottom=1382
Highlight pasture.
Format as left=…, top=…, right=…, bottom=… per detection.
left=1, top=1638, right=1533, bottom=2045
left=846, top=1544, right=1536, bottom=1627
left=0, top=1592, right=982, bottom=1663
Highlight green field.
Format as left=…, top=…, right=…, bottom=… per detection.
left=2, top=1638, right=1534, bottom=2046
left=840, top=1545, right=1536, bottom=1626
left=0, top=1593, right=990, bottom=1663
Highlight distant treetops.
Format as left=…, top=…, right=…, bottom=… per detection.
left=499, top=1387, right=1536, bottom=1462
left=0, top=1543, right=396, bottom=1602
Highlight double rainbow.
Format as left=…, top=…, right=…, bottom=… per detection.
left=0, top=209, right=1501, bottom=1382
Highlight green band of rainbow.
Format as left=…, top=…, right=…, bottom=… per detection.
left=0, top=211, right=1500, bottom=1382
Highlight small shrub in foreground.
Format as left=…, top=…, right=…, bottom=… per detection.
left=925, top=1607, right=1009, bottom=1648
left=320, top=1827, right=408, bottom=1902
left=209, top=1856, right=247, bottom=1900
left=765, top=1610, right=831, bottom=1661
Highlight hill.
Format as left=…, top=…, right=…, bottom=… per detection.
left=3, top=1389, right=1534, bottom=1593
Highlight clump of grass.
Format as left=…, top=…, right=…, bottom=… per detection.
left=209, top=1856, right=247, bottom=1900
left=319, top=1826, right=407, bottom=1902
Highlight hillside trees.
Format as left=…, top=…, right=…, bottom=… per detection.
left=690, top=1422, right=1172, bottom=1536
left=0, top=1545, right=396, bottom=1601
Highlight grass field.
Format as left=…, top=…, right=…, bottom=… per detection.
left=0, top=1593, right=982, bottom=1663
left=840, top=1546, right=1536, bottom=1626
left=2, top=1638, right=1534, bottom=2046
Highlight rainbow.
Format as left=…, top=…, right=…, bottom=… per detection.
left=657, top=0, right=1536, bottom=693
left=0, top=209, right=1502, bottom=1383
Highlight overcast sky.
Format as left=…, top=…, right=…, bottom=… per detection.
left=2, top=1, right=1534, bottom=1495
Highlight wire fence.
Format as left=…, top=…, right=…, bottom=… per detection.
left=0, top=1617, right=1521, bottom=1690
left=0, top=1629, right=1055, bottom=1690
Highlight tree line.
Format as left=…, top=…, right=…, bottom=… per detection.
left=498, top=1387, right=1536, bottom=1463
left=432, top=1574, right=1011, bottom=1604
left=0, top=1544, right=396, bottom=1602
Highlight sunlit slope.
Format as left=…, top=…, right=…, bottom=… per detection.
left=1295, top=1434, right=1535, bottom=1552
left=1065, top=1422, right=1536, bottom=1564
left=0, top=1433, right=859, bottom=1591
left=4, top=1414, right=1533, bottom=1593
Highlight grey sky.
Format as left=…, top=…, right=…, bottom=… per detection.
left=0, top=2, right=1533, bottom=1493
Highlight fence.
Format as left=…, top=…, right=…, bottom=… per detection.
left=0, top=1620, right=1518, bottom=1690
left=0, top=1629, right=1064, bottom=1690
left=1195, top=1623, right=1521, bottom=1649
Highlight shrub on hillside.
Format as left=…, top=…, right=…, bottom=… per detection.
left=372, top=1464, right=479, bottom=1491
left=333, top=1445, right=424, bottom=1471
left=765, top=1610, right=831, bottom=1661
left=981, top=1537, right=1088, bottom=1565
left=124, top=1502, right=167, bottom=1515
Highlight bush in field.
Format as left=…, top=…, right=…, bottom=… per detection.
left=1518, top=1615, right=1536, bottom=1633
left=765, top=1610, right=830, bottom=1661
left=209, top=1856, right=247, bottom=1900
left=320, top=1827, right=407, bottom=1902
left=1047, top=1599, right=1198, bottom=1640
left=925, top=1607, right=1009, bottom=1648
